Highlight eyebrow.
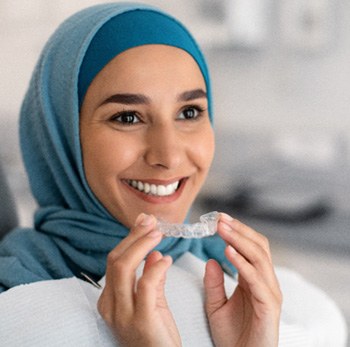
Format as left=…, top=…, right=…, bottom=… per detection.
left=100, top=88, right=207, bottom=106
left=178, top=89, right=207, bottom=102
left=100, top=93, right=150, bottom=106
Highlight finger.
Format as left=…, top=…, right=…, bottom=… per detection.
left=136, top=255, right=173, bottom=314
left=204, top=259, right=227, bottom=318
left=217, top=220, right=271, bottom=266
left=105, top=213, right=159, bottom=290
left=225, top=245, right=281, bottom=305
left=104, top=227, right=163, bottom=312
left=220, top=213, right=271, bottom=259
left=143, top=250, right=163, bottom=274
left=107, top=213, right=158, bottom=263
left=106, top=227, right=162, bottom=282
left=218, top=221, right=278, bottom=291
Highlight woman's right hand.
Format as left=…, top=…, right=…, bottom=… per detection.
left=97, top=213, right=181, bottom=347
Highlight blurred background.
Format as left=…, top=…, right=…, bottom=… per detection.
left=0, top=0, right=349, bottom=342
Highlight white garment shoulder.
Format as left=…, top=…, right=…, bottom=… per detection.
left=0, top=253, right=347, bottom=346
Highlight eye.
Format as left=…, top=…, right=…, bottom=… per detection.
left=111, top=111, right=140, bottom=125
left=178, top=106, right=203, bottom=120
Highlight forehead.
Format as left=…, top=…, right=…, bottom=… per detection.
left=91, top=44, right=206, bottom=91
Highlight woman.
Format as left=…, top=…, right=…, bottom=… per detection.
left=0, top=3, right=346, bottom=347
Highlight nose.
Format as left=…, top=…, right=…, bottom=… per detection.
left=144, top=123, right=183, bottom=170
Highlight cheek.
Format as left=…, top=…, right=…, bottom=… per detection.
left=190, top=127, right=215, bottom=172
left=82, top=133, right=142, bottom=182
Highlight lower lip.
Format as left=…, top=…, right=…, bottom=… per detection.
left=122, top=179, right=187, bottom=204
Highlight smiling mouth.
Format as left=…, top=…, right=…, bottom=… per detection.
left=125, top=179, right=183, bottom=197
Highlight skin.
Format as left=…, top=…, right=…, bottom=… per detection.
left=80, top=44, right=214, bottom=227
left=80, top=44, right=282, bottom=346
left=204, top=214, right=282, bottom=347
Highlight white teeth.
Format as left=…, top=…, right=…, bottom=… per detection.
left=157, top=185, right=166, bottom=196
left=150, top=184, right=157, bottom=195
left=137, top=181, right=144, bottom=191
left=128, top=180, right=180, bottom=196
left=165, top=184, right=173, bottom=195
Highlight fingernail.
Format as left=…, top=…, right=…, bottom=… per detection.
left=220, top=213, right=234, bottom=222
left=147, top=230, right=162, bottom=238
left=163, top=255, right=172, bottom=262
left=135, top=213, right=145, bottom=226
left=227, top=245, right=238, bottom=255
left=220, top=221, right=233, bottom=232
left=162, top=255, right=173, bottom=264
left=135, top=213, right=154, bottom=226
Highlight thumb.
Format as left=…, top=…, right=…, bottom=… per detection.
left=204, top=259, right=227, bottom=317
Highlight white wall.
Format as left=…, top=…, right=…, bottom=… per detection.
left=207, top=1, right=350, bottom=135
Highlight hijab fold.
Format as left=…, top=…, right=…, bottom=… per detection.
left=0, top=2, right=234, bottom=293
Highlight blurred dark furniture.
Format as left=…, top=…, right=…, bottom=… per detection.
left=0, top=160, right=18, bottom=239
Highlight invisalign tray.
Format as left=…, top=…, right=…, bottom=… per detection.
left=157, top=211, right=219, bottom=238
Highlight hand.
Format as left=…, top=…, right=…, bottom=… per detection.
left=204, top=213, right=282, bottom=347
left=97, top=213, right=181, bottom=347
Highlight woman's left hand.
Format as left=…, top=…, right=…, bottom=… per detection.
left=204, top=213, right=282, bottom=347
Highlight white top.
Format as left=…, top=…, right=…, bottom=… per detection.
left=0, top=253, right=347, bottom=346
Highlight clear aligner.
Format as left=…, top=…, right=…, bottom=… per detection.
left=157, top=211, right=219, bottom=238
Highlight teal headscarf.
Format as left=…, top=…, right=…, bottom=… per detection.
left=0, top=2, right=233, bottom=292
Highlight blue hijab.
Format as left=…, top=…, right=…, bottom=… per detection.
left=0, top=3, right=233, bottom=292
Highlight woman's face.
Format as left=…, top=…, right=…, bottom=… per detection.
left=80, top=44, right=215, bottom=228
